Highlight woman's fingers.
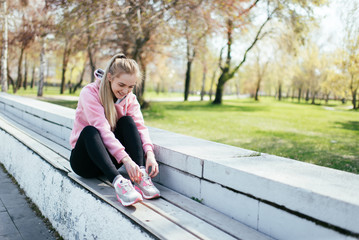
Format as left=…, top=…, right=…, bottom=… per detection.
left=123, top=156, right=141, bottom=183
left=148, top=162, right=159, bottom=178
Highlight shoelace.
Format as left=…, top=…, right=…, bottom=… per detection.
left=120, top=179, right=134, bottom=192
left=141, top=174, right=153, bottom=186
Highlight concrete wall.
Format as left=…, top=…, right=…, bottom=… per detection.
left=1, top=92, right=358, bottom=240
left=0, top=128, right=155, bottom=240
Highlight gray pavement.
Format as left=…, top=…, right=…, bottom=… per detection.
left=0, top=165, right=59, bottom=240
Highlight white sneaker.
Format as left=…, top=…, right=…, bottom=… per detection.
left=114, top=176, right=143, bottom=206
left=134, top=167, right=160, bottom=199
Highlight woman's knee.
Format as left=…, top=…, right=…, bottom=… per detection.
left=116, top=116, right=136, bottom=128
left=82, top=125, right=100, bottom=136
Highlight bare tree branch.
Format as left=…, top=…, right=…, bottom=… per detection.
left=230, top=7, right=277, bottom=77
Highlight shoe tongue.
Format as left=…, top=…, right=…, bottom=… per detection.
left=140, top=169, right=149, bottom=177
left=120, top=179, right=129, bottom=184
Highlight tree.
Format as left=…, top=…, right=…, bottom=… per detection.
left=37, top=36, right=46, bottom=97
left=37, top=2, right=55, bottom=97
left=171, top=0, right=211, bottom=101
left=45, top=0, right=107, bottom=93
left=300, top=42, right=321, bottom=104
left=13, top=17, right=36, bottom=92
left=213, top=0, right=274, bottom=104
left=212, top=0, right=327, bottom=104
left=1, top=0, right=8, bottom=92
left=340, top=1, right=359, bottom=109
left=109, top=0, right=179, bottom=104
left=253, top=47, right=269, bottom=101
left=55, top=3, right=85, bottom=94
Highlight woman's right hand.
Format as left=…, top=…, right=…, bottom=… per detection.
left=121, top=156, right=141, bottom=183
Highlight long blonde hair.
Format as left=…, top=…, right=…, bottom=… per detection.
left=99, top=53, right=142, bottom=130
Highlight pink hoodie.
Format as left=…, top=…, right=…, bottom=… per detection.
left=69, top=74, right=153, bottom=163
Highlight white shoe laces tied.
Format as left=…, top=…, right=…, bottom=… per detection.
left=142, top=172, right=153, bottom=186
left=120, top=179, right=133, bottom=192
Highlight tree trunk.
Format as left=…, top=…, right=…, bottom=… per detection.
left=60, top=41, right=71, bottom=94
left=352, top=88, right=357, bottom=109
left=184, top=60, right=193, bottom=101
left=23, top=54, right=28, bottom=89
left=88, top=47, right=96, bottom=83
left=140, top=58, right=146, bottom=98
left=278, top=83, right=282, bottom=101
left=37, top=38, right=45, bottom=97
left=213, top=19, right=233, bottom=105
left=285, top=88, right=289, bottom=99
left=305, top=89, right=310, bottom=102
left=15, top=47, right=25, bottom=92
left=141, top=65, right=146, bottom=98
left=30, top=65, right=35, bottom=89
left=311, top=91, right=317, bottom=105
left=254, top=84, right=260, bottom=101
left=133, top=56, right=146, bottom=105
left=325, top=93, right=330, bottom=104
left=68, top=66, right=74, bottom=94
left=213, top=71, right=228, bottom=104
left=73, top=58, right=87, bottom=94
left=209, top=69, right=216, bottom=101
left=7, top=66, right=15, bottom=92
left=1, top=0, right=8, bottom=92
left=85, top=16, right=96, bottom=83
left=298, top=88, right=302, bottom=102
left=254, top=73, right=262, bottom=101
left=291, top=88, right=295, bottom=101
left=200, top=63, right=207, bottom=101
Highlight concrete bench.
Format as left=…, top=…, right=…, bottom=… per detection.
left=0, top=92, right=358, bottom=240
left=0, top=93, right=270, bottom=240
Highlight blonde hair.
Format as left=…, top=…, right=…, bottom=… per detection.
left=99, top=53, right=142, bottom=130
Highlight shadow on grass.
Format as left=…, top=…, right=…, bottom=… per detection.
left=334, top=121, right=359, bottom=132
left=152, top=101, right=269, bottom=113
left=143, top=101, right=269, bottom=120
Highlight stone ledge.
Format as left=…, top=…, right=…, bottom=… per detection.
left=1, top=92, right=358, bottom=240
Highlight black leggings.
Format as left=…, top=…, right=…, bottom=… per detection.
left=69, top=116, right=145, bottom=183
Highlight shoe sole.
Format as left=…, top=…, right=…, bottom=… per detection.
left=116, top=194, right=143, bottom=207
left=135, top=186, right=160, bottom=200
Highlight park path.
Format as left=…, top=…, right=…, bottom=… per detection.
left=0, top=166, right=59, bottom=240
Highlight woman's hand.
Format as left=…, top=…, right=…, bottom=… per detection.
left=146, top=151, right=159, bottom=178
left=121, top=156, right=141, bottom=183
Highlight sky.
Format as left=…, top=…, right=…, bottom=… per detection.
left=209, top=0, right=351, bottom=64
left=313, top=0, right=345, bottom=52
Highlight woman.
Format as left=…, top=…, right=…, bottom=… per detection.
left=69, top=53, right=160, bottom=206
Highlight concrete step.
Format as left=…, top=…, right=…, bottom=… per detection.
left=0, top=111, right=272, bottom=240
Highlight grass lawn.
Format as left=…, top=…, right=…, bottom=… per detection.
left=41, top=91, right=358, bottom=174
left=141, top=97, right=359, bottom=174
left=9, top=86, right=80, bottom=97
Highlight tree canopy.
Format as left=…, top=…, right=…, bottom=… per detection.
left=1, top=0, right=358, bottom=109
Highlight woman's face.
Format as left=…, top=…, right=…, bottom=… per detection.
left=109, top=73, right=137, bottom=99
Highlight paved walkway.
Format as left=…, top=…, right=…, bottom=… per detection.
left=0, top=166, right=59, bottom=240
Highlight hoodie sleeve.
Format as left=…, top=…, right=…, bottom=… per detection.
left=126, top=94, right=154, bottom=154
left=79, top=86, right=129, bottom=163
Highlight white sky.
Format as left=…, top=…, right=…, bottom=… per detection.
left=210, top=1, right=349, bottom=63
left=313, top=0, right=345, bottom=52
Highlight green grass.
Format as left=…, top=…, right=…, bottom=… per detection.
left=30, top=88, right=358, bottom=174
left=8, top=86, right=81, bottom=97
left=141, top=97, right=359, bottom=174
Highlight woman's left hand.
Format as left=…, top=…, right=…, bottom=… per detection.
left=146, top=151, right=159, bottom=178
